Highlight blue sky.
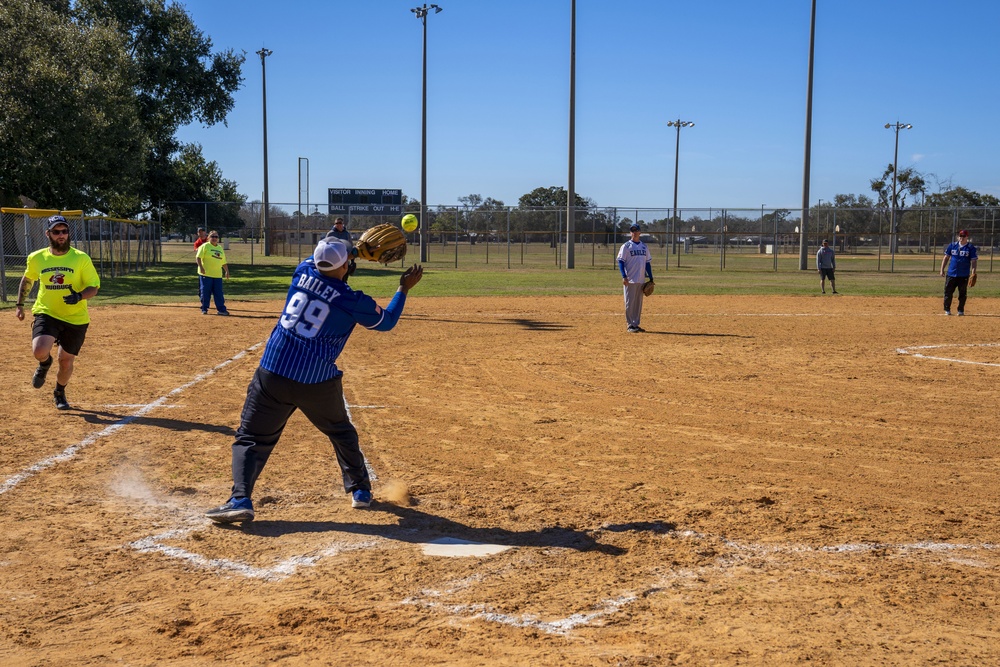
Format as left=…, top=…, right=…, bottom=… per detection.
left=176, top=0, right=1000, bottom=211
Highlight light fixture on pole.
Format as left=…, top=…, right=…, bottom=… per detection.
left=667, top=119, right=694, bottom=267
left=411, top=3, right=443, bottom=263
left=885, top=121, right=913, bottom=272
left=256, top=48, right=273, bottom=256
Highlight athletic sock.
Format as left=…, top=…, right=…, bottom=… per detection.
left=55, top=382, right=66, bottom=394
left=40, top=356, right=53, bottom=368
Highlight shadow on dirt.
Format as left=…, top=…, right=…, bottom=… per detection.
left=219, top=503, right=626, bottom=555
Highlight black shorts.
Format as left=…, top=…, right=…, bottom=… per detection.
left=31, top=314, right=89, bottom=356
left=820, top=268, right=835, bottom=280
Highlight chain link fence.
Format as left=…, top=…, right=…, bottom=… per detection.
left=158, top=201, right=1000, bottom=273
left=1, top=207, right=161, bottom=302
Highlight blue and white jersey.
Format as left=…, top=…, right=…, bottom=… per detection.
left=944, top=241, right=977, bottom=277
left=617, top=240, right=651, bottom=283
left=260, top=259, right=406, bottom=383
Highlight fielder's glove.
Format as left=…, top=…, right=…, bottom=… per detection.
left=62, top=287, right=83, bottom=305
left=969, top=273, right=977, bottom=287
left=642, top=280, right=655, bottom=296
left=356, top=224, right=407, bottom=265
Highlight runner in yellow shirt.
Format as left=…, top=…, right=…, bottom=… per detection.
left=14, top=215, right=100, bottom=410
left=195, top=230, right=230, bottom=315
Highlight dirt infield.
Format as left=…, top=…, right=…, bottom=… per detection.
left=2, top=294, right=999, bottom=666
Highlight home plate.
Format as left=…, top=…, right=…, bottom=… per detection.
left=421, top=538, right=512, bottom=557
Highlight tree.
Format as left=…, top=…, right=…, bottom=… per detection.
left=0, top=0, right=144, bottom=209
left=870, top=165, right=926, bottom=213
left=0, top=0, right=244, bottom=215
left=518, top=186, right=591, bottom=209
left=925, top=186, right=1000, bottom=209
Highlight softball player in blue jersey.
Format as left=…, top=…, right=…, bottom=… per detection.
left=207, top=237, right=423, bottom=522
left=617, top=224, right=653, bottom=332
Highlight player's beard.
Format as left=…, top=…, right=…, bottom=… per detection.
left=49, top=236, right=70, bottom=253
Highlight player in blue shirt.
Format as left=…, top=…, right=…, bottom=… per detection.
left=939, top=229, right=977, bottom=316
left=206, top=237, right=423, bottom=522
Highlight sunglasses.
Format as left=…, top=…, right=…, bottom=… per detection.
left=50, top=229, right=70, bottom=235
left=209, top=235, right=219, bottom=239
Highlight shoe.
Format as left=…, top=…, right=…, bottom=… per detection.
left=351, top=489, right=372, bottom=508
left=822, top=291, right=826, bottom=294
left=958, top=311, right=965, bottom=316
left=945, top=311, right=952, bottom=316
left=201, top=310, right=208, bottom=315
left=217, top=311, right=230, bottom=316
left=54, top=390, right=70, bottom=410
left=832, top=290, right=838, bottom=294
left=32, top=361, right=51, bottom=389
left=206, top=497, right=254, bottom=523
left=627, top=326, right=639, bottom=333
left=635, top=326, right=646, bottom=332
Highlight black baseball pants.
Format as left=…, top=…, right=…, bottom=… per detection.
left=230, top=368, right=370, bottom=499
left=943, top=276, right=969, bottom=313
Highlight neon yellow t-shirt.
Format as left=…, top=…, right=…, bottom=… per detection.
left=196, top=242, right=227, bottom=278
left=24, top=246, right=100, bottom=325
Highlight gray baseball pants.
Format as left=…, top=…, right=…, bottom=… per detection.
left=623, top=282, right=645, bottom=328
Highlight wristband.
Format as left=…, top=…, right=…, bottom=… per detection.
left=16, top=303, right=24, bottom=307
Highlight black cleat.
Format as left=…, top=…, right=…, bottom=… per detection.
left=54, top=390, right=70, bottom=410
left=32, top=362, right=51, bottom=389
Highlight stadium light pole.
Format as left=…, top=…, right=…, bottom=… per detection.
left=885, top=121, right=912, bottom=272
left=257, top=47, right=273, bottom=256
left=566, top=0, right=576, bottom=269
left=668, top=119, right=694, bottom=267
left=798, top=0, right=816, bottom=270
left=412, top=4, right=442, bottom=263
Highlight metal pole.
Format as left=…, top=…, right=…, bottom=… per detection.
left=671, top=121, right=680, bottom=261
left=257, top=48, right=273, bottom=256
left=566, top=0, right=576, bottom=269
left=411, top=5, right=442, bottom=263
left=890, top=124, right=899, bottom=272
left=799, top=0, right=816, bottom=271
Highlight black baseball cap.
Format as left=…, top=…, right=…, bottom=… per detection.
left=47, top=215, right=69, bottom=230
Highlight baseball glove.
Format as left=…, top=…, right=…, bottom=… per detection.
left=356, top=224, right=407, bottom=264
left=642, top=280, right=655, bottom=296
left=969, top=273, right=977, bottom=287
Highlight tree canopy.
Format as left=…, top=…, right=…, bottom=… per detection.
left=0, top=0, right=245, bottom=217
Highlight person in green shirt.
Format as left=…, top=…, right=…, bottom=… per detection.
left=195, top=230, right=230, bottom=315
left=15, top=215, right=101, bottom=410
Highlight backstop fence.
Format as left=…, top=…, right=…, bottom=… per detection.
left=1, top=207, right=161, bottom=303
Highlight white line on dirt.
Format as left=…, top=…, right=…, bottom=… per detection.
left=0, top=343, right=263, bottom=497
left=896, top=342, right=1000, bottom=367
left=128, top=526, right=378, bottom=581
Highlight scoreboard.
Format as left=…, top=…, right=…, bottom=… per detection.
left=328, top=188, right=403, bottom=215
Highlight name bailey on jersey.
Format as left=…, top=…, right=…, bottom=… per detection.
left=295, top=272, right=341, bottom=303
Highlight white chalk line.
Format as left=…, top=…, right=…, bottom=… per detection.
left=896, top=342, right=1000, bottom=367
left=0, top=343, right=263, bottom=497
left=128, top=525, right=378, bottom=582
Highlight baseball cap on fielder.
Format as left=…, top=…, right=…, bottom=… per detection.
left=313, top=237, right=349, bottom=270
left=47, top=215, right=68, bottom=230
left=629, top=224, right=641, bottom=232
left=959, top=229, right=969, bottom=237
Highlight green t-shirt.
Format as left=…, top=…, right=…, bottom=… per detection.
left=24, top=246, right=100, bottom=325
left=196, top=242, right=227, bottom=278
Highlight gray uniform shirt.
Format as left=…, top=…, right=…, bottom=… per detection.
left=816, top=246, right=835, bottom=269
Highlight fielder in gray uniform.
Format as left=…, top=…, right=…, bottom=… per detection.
left=617, top=224, right=653, bottom=333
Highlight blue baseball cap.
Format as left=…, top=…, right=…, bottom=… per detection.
left=629, top=224, right=641, bottom=232
left=47, top=215, right=68, bottom=230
